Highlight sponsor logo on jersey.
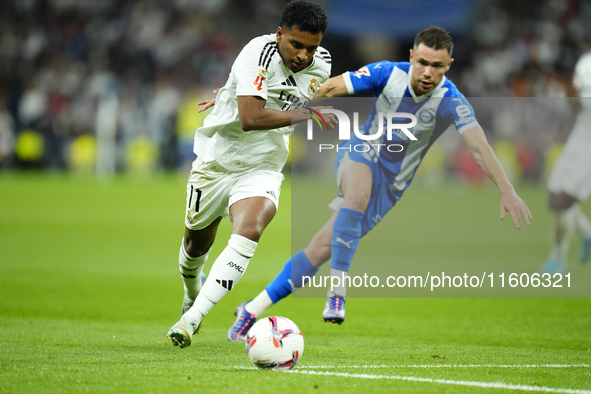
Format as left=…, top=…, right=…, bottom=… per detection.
left=308, top=78, right=319, bottom=95
left=455, top=116, right=475, bottom=126
left=279, top=91, right=309, bottom=111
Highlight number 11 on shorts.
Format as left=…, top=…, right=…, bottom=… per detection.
left=188, top=185, right=202, bottom=213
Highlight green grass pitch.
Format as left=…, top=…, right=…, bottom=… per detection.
left=0, top=172, right=590, bottom=394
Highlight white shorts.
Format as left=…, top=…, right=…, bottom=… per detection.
left=547, top=110, right=591, bottom=201
left=184, top=158, right=283, bottom=230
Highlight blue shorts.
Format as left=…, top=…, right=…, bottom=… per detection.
left=329, top=139, right=398, bottom=236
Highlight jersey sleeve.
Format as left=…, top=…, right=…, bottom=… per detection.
left=439, top=96, right=479, bottom=134
left=316, top=47, right=332, bottom=84
left=235, top=39, right=278, bottom=100
left=342, top=61, right=395, bottom=95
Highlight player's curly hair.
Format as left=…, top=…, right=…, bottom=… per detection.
left=414, top=26, right=454, bottom=56
left=280, top=0, right=328, bottom=35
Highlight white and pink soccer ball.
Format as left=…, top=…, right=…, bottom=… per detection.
left=245, top=316, right=304, bottom=371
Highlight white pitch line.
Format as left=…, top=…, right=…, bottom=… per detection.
left=297, top=364, right=590, bottom=369
left=287, top=370, right=591, bottom=394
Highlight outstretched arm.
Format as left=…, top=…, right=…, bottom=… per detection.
left=199, top=75, right=351, bottom=112
left=196, top=89, right=337, bottom=130
left=237, top=96, right=337, bottom=131
left=461, top=125, right=532, bottom=229
left=315, top=75, right=349, bottom=98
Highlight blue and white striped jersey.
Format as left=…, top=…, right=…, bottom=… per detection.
left=342, top=61, right=479, bottom=197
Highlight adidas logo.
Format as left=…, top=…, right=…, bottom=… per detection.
left=266, top=190, right=276, bottom=199
left=216, top=279, right=234, bottom=290
left=281, top=76, right=297, bottom=87
left=180, top=271, right=197, bottom=279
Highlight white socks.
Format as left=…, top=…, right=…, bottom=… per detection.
left=550, top=205, right=578, bottom=261
left=246, top=269, right=345, bottom=317
left=179, top=241, right=208, bottom=299
left=328, top=268, right=348, bottom=297
left=573, top=203, right=591, bottom=238
left=183, top=234, right=258, bottom=325
left=246, top=290, right=273, bottom=317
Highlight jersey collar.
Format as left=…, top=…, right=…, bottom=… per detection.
left=407, top=65, right=447, bottom=102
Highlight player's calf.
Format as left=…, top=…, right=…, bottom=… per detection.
left=178, top=241, right=209, bottom=300
left=182, top=272, right=206, bottom=315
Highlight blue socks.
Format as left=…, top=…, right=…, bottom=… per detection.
left=330, top=208, right=363, bottom=271
left=265, top=250, right=319, bottom=303
left=264, top=208, right=363, bottom=303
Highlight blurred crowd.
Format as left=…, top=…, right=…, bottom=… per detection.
left=0, top=0, right=589, bottom=183
left=0, top=0, right=283, bottom=171
left=460, top=0, right=590, bottom=97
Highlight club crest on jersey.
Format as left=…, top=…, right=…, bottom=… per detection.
left=186, top=210, right=193, bottom=224
left=418, top=109, right=435, bottom=124
left=308, top=78, right=318, bottom=95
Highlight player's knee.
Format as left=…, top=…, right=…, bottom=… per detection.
left=548, top=192, right=576, bottom=211
left=343, top=188, right=370, bottom=212
left=183, top=237, right=212, bottom=259
left=232, top=223, right=264, bottom=243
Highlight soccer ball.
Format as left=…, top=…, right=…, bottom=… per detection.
left=245, top=316, right=304, bottom=371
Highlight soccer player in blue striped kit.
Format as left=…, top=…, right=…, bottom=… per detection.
left=225, top=26, right=532, bottom=341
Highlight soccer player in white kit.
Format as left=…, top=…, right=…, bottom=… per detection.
left=166, top=0, right=335, bottom=348
left=542, top=51, right=591, bottom=274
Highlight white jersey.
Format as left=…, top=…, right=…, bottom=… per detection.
left=547, top=51, right=591, bottom=200
left=194, top=33, right=331, bottom=172
left=574, top=51, right=591, bottom=107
